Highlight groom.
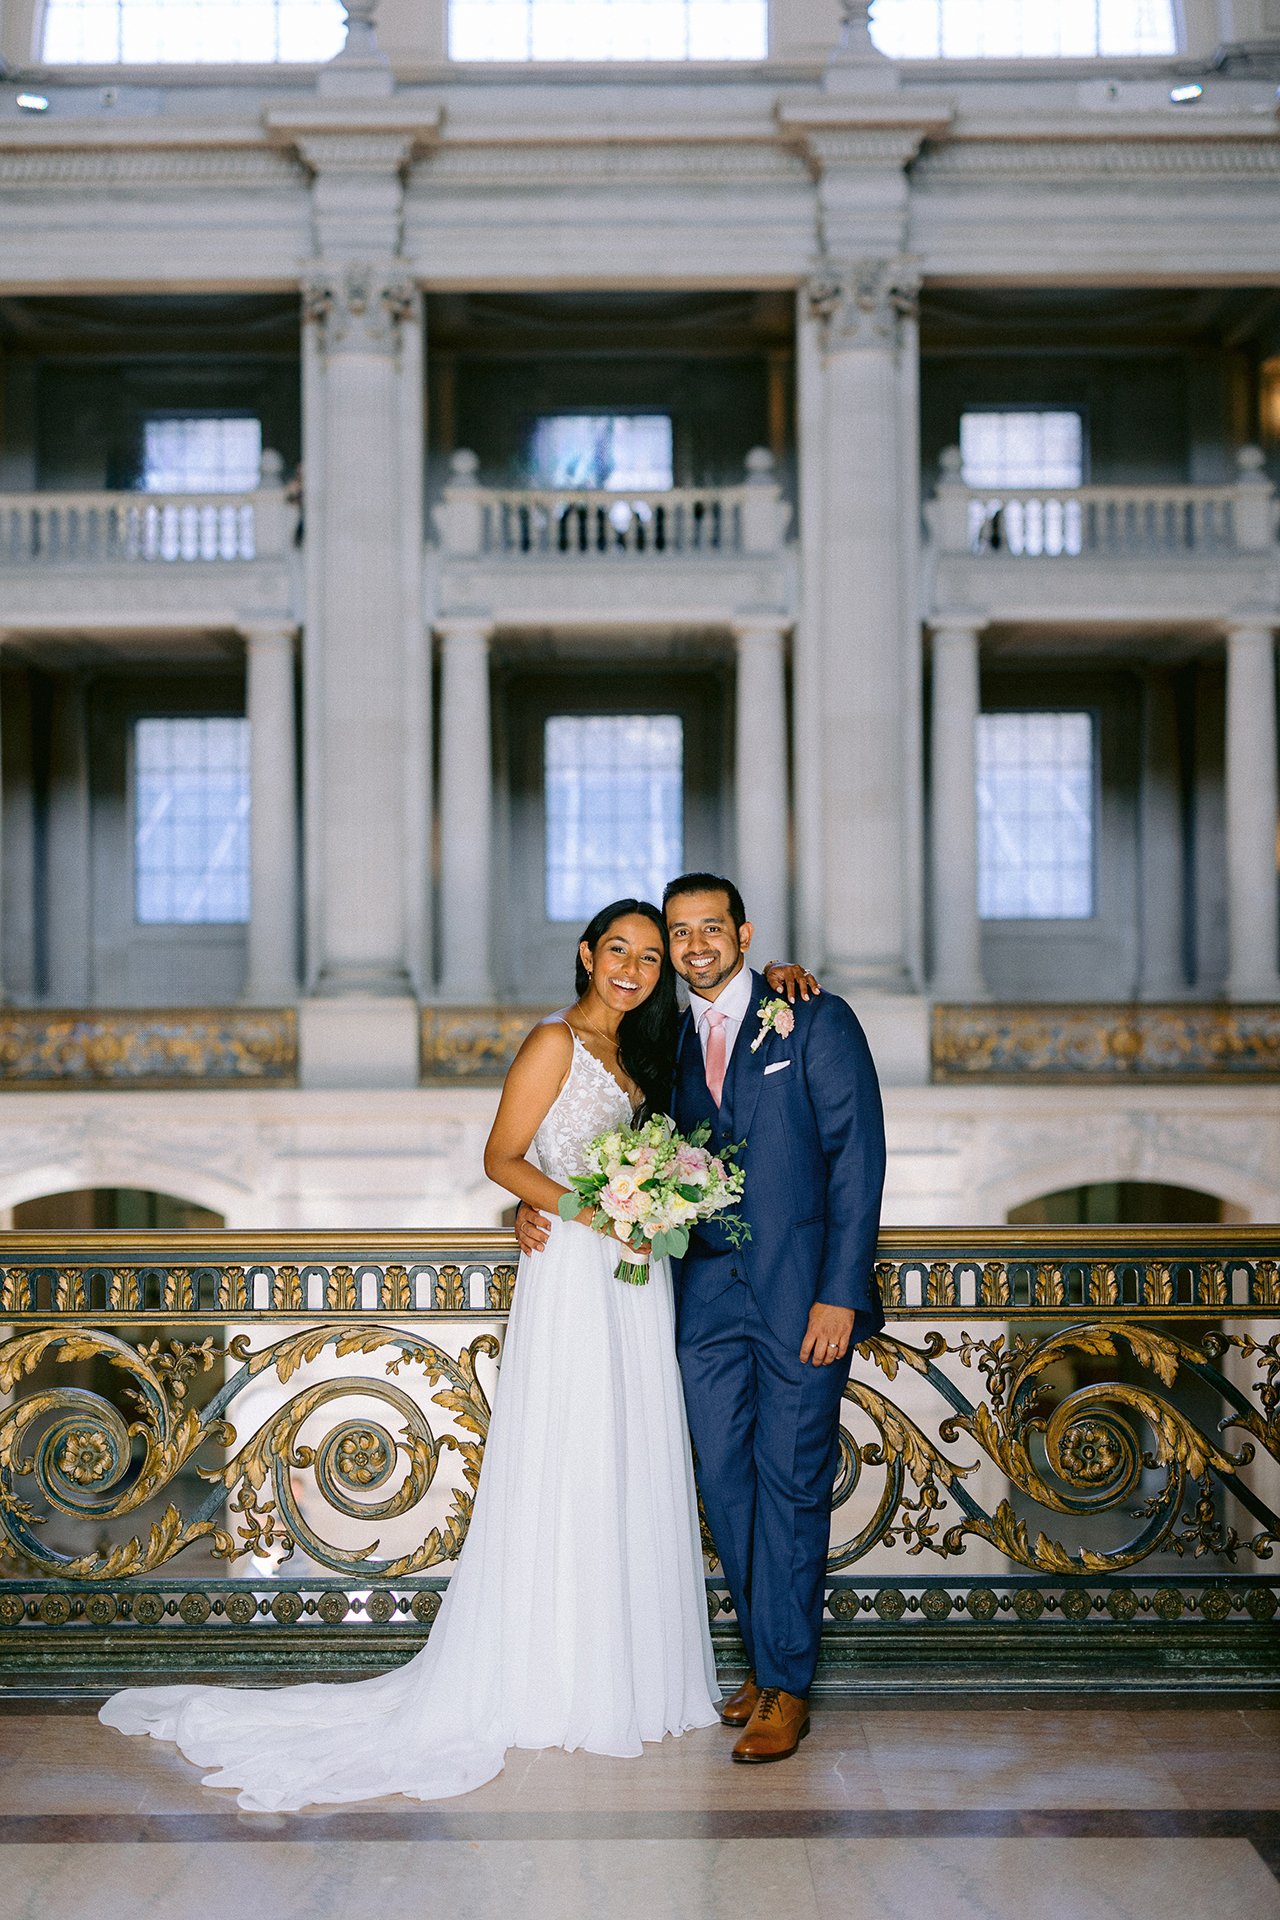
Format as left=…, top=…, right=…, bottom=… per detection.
left=662, top=873, right=885, bottom=1762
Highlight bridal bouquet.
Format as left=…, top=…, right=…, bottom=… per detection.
left=557, top=1113, right=748, bottom=1285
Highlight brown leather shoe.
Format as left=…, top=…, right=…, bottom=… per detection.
left=731, top=1687, right=810, bottom=1764
left=718, top=1674, right=759, bottom=1727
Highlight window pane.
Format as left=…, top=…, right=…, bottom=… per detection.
left=42, top=0, right=346, bottom=62
left=976, top=711, right=1095, bottom=920
left=141, top=417, right=262, bottom=493
left=135, top=717, right=250, bottom=924
left=450, top=0, right=767, bottom=60
left=545, top=715, right=683, bottom=922
left=959, top=411, right=1083, bottom=490
left=528, top=416, right=674, bottom=490
left=870, top=0, right=1175, bottom=56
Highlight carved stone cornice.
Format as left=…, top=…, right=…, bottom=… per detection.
left=777, top=99, right=952, bottom=176
left=915, top=136, right=1280, bottom=182
left=302, top=262, right=419, bottom=354
left=801, top=127, right=936, bottom=171
left=294, top=131, right=415, bottom=177
left=413, top=142, right=809, bottom=187
left=806, top=254, right=922, bottom=351
left=0, top=147, right=305, bottom=189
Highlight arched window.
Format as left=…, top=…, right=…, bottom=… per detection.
left=41, top=0, right=347, bottom=64
left=12, top=1188, right=224, bottom=1229
left=870, top=0, right=1176, bottom=58
left=1008, top=1182, right=1224, bottom=1225
left=449, top=0, right=768, bottom=61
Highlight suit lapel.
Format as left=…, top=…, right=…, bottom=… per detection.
left=722, top=970, right=770, bottom=1142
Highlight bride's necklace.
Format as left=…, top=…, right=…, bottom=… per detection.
left=572, top=1009, right=621, bottom=1053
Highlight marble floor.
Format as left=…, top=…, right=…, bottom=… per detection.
left=2, top=1695, right=1277, bottom=1920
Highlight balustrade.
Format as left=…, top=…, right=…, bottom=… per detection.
left=928, top=444, right=1278, bottom=560
left=433, top=446, right=790, bottom=561
left=0, top=455, right=294, bottom=567
left=1, top=1226, right=1275, bottom=1690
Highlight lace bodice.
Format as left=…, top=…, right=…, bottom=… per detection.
left=533, top=1028, right=637, bottom=1184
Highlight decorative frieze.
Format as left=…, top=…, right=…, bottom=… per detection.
left=932, top=1003, right=1280, bottom=1082
left=421, top=1006, right=550, bottom=1082
left=0, top=1009, right=297, bottom=1090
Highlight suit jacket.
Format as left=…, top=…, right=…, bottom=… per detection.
left=672, top=968, right=886, bottom=1347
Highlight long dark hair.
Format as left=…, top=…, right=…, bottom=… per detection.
left=574, top=898, right=678, bottom=1116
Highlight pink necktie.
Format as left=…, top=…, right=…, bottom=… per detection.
left=704, top=1009, right=728, bottom=1107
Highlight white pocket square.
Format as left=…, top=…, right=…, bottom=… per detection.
left=763, top=1059, right=792, bottom=1076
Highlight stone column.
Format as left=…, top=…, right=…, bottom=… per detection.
left=243, top=622, right=299, bottom=1003
left=807, top=258, right=920, bottom=995
left=1137, top=667, right=1186, bottom=999
left=46, top=671, right=91, bottom=1006
left=792, top=290, right=827, bottom=968
left=0, top=654, right=6, bottom=1004
left=437, top=618, right=494, bottom=1002
left=302, top=264, right=418, bottom=997
left=733, top=619, right=790, bottom=964
left=929, top=619, right=984, bottom=1000
left=1225, top=623, right=1280, bottom=1000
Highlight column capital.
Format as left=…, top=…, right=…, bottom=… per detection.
left=731, top=616, right=791, bottom=645
left=240, top=620, right=299, bottom=650
left=930, top=614, right=985, bottom=643
left=302, top=262, right=419, bottom=356
left=1225, top=618, right=1277, bottom=644
left=806, top=255, right=922, bottom=354
left=436, top=616, right=494, bottom=646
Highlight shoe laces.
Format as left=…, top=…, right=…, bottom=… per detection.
left=755, top=1687, right=782, bottom=1722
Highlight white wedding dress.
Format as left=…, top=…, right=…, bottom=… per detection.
left=99, top=1031, right=720, bottom=1809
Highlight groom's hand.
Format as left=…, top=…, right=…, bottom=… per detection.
left=514, top=1201, right=552, bottom=1255
left=800, top=1302, right=856, bottom=1366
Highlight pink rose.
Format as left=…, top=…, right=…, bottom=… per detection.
left=601, top=1177, right=645, bottom=1222
left=672, top=1144, right=710, bottom=1184
left=775, top=1007, right=795, bottom=1038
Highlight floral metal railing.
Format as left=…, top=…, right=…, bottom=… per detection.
left=1, top=1228, right=1276, bottom=1689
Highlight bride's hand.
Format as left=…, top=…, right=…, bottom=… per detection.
left=763, top=962, right=821, bottom=1003
left=514, top=1200, right=552, bottom=1255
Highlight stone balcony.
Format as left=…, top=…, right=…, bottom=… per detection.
left=0, top=451, right=297, bottom=635
left=925, top=445, right=1279, bottom=630
left=427, top=446, right=795, bottom=629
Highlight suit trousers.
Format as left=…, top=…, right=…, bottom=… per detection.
left=676, top=1260, right=851, bottom=1698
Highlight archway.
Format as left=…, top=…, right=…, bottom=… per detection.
left=1008, top=1181, right=1226, bottom=1226
left=10, top=1188, right=224, bottom=1230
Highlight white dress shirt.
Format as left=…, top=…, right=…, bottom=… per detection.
left=689, top=961, right=755, bottom=1074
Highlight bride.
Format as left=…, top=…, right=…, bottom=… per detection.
left=100, top=898, right=810, bottom=1810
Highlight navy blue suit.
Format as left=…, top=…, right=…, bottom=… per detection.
left=673, top=968, right=885, bottom=1697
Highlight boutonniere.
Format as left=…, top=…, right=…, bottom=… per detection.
left=750, top=997, right=795, bottom=1053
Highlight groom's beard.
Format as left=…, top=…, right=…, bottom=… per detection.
left=677, top=952, right=744, bottom=996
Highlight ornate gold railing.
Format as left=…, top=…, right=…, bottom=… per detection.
left=2, top=1227, right=1277, bottom=1692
